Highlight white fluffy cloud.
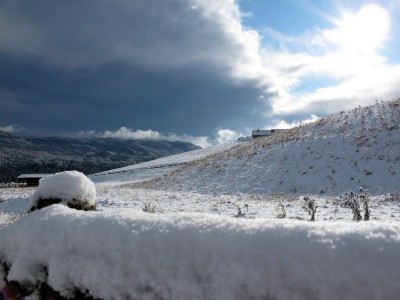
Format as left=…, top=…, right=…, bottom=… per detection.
left=216, top=129, right=241, bottom=144
left=80, top=127, right=244, bottom=148
left=0, top=125, right=16, bottom=133
left=103, top=128, right=162, bottom=140
left=94, top=127, right=212, bottom=148
left=266, top=114, right=320, bottom=130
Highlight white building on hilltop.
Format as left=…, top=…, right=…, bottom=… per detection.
left=237, top=129, right=285, bottom=142
left=251, top=129, right=285, bottom=138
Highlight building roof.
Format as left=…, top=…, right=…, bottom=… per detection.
left=251, top=129, right=285, bottom=136
left=17, top=174, right=53, bottom=179
left=252, top=130, right=270, bottom=135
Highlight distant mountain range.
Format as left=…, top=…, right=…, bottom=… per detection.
left=0, top=131, right=200, bottom=183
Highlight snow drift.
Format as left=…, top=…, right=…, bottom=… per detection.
left=1, top=205, right=400, bottom=300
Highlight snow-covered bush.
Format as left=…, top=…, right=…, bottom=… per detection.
left=275, top=203, right=286, bottom=219
left=142, top=202, right=156, bottom=213
left=387, top=192, right=400, bottom=201
left=351, top=198, right=362, bottom=221
left=28, top=171, right=96, bottom=212
left=339, top=190, right=371, bottom=221
left=302, top=196, right=317, bottom=221
left=234, top=204, right=248, bottom=218
left=358, top=187, right=370, bottom=221
left=363, top=201, right=370, bottom=221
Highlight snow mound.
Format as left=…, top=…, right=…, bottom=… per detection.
left=1, top=205, right=400, bottom=300
left=29, top=171, right=96, bottom=212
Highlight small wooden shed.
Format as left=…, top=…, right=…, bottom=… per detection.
left=17, top=174, right=52, bottom=187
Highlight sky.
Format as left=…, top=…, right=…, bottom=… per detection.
left=0, top=0, right=399, bottom=147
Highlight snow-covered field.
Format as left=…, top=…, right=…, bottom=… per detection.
left=2, top=185, right=400, bottom=226
left=1, top=100, right=400, bottom=299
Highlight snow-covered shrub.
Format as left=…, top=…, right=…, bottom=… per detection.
left=387, top=192, right=400, bottom=201
left=376, top=186, right=400, bottom=201
left=340, top=191, right=366, bottom=221
left=384, top=191, right=400, bottom=201
left=387, top=99, right=400, bottom=107
left=234, top=204, right=248, bottom=218
left=363, top=201, right=370, bottom=221
left=302, top=196, right=317, bottom=221
left=28, top=171, right=96, bottom=212
left=358, top=187, right=370, bottom=221
left=350, top=199, right=361, bottom=221
left=142, top=203, right=156, bottom=213
left=275, top=203, right=286, bottom=219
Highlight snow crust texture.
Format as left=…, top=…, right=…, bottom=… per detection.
left=140, top=99, right=400, bottom=195
left=29, top=171, right=96, bottom=211
left=0, top=205, right=399, bottom=300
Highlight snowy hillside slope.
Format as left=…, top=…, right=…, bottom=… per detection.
left=90, top=142, right=235, bottom=184
left=137, top=99, right=400, bottom=195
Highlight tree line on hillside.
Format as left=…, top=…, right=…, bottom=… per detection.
left=0, top=133, right=200, bottom=183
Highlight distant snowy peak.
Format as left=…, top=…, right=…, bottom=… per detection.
left=139, top=99, right=400, bottom=195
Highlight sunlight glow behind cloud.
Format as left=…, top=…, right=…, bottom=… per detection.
left=262, top=3, right=400, bottom=118
left=327, top=4, right=390, bottom=54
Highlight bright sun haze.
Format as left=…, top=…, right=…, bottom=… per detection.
left=330, top=4, right=390, bottom=54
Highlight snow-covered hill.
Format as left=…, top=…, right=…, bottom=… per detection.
left=137, top=99, right=400, bottom=195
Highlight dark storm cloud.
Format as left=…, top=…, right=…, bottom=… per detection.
left=0, top=57, right=263, bottom=135
left=0, top=0, right=268, bottom=138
